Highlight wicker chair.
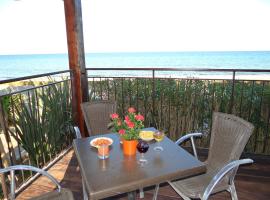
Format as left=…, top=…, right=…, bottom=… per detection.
left=81, top=100, right=117, bottom=136
left=153, top=112, right=254, bottom=200
left=0, top=165, right=74, bottom=200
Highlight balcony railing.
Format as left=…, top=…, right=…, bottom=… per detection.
left=86, top=67, right=270, bottom=155
left=0, top=70, right=74, bottom=198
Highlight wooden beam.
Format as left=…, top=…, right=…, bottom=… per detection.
left=64, top=0, right=89, bottom=137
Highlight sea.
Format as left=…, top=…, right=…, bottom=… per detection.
left=0, top=51, right=270, bottom=80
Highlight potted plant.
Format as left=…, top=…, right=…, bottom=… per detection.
left=110, top=107, right=144, bottom=155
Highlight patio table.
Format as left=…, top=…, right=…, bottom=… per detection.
left=73, top=128, right=206, bottom=200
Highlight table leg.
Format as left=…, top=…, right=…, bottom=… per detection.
left=128, top=191, right=136, bottom=200
left=82, top=179, right=89, bottom=200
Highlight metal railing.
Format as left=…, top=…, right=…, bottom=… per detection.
left=0, top=70, right=74, bottom=198
left=86, top=67, right=270, bottom=155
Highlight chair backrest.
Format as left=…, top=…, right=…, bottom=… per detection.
left=207, top=112, right=254, bottom=170
left=81, top=100, right=117, bottom=136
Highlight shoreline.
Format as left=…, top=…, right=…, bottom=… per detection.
left=0, top=77, right=69, bottom=96
left=1, top=73, right=269, bottom=96
left=88, top=73, right=270, bottom=81
left=1, top=73, right=270, bottom=87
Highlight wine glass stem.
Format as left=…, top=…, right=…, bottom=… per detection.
left=154, top=142, right=163, bottom=151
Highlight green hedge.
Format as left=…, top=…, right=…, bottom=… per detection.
left=89, top=78, right=270, bottom=155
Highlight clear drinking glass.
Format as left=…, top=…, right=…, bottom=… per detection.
left=136, top=140, right=149, bottom=166
left=153, top=130, right=165, bottom=152
left=98, top=144, right=110, bottom=159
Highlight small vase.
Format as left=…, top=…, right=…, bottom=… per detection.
left=123, top=139, right=138, bottom=156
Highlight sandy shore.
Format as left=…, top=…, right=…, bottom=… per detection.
left=0, top=77, right=67, bottom=96
left=1, top=73, right=269, bottom=97
left=155, top=74, right=270, bottom=81
left=89, top=73, right=270, bottom=81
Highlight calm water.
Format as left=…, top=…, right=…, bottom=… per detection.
left=0, top=51, right=270, bottom=80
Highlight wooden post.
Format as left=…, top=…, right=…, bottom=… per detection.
left=64, top=0, right=89, bottom=137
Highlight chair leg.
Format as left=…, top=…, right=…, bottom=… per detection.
left=229, top=182, right=238, bottom=200
left=152, top=184, right=159, bottom=200
left=139, top=188, right=144, bottom=198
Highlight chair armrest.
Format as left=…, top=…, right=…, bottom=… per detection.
left=0, top=165, right=61, bottom=200
left=202, top=159, right=254, bottom=200
left=175, top=132, right=203, bottom=159
left=175, top=132, right=203, bottom=145
left=74, top=126, right=82, bottom=139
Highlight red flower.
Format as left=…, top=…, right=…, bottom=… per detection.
left=118, top=129, right=126, bottom=135
left=124, top=115, right=130, bottom=123
left=127, top=121, right=135, bottom=128
left=111, top=113, right=119, bottom=119
left=135, top=114, right=144, bottom=121
left=128, top=107, right=136, bottom=113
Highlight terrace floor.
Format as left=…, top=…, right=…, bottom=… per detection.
left=17, top=149, right=270, bottom=200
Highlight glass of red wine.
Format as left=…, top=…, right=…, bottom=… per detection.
left=137, top=140, right=149, bottom=166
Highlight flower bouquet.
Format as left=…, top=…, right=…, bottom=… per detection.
left=110, top=107, right=145, bottom=141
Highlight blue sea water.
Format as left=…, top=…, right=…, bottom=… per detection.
left=0, top=51, right=270, bottom=80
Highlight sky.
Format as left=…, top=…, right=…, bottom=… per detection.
left=0, top=0, right=270, bottom=55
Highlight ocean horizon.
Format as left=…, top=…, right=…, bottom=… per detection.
left=0, top=51, right=270, bottom=80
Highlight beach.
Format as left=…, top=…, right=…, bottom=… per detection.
left=1, top=51, right=270, bottom=96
